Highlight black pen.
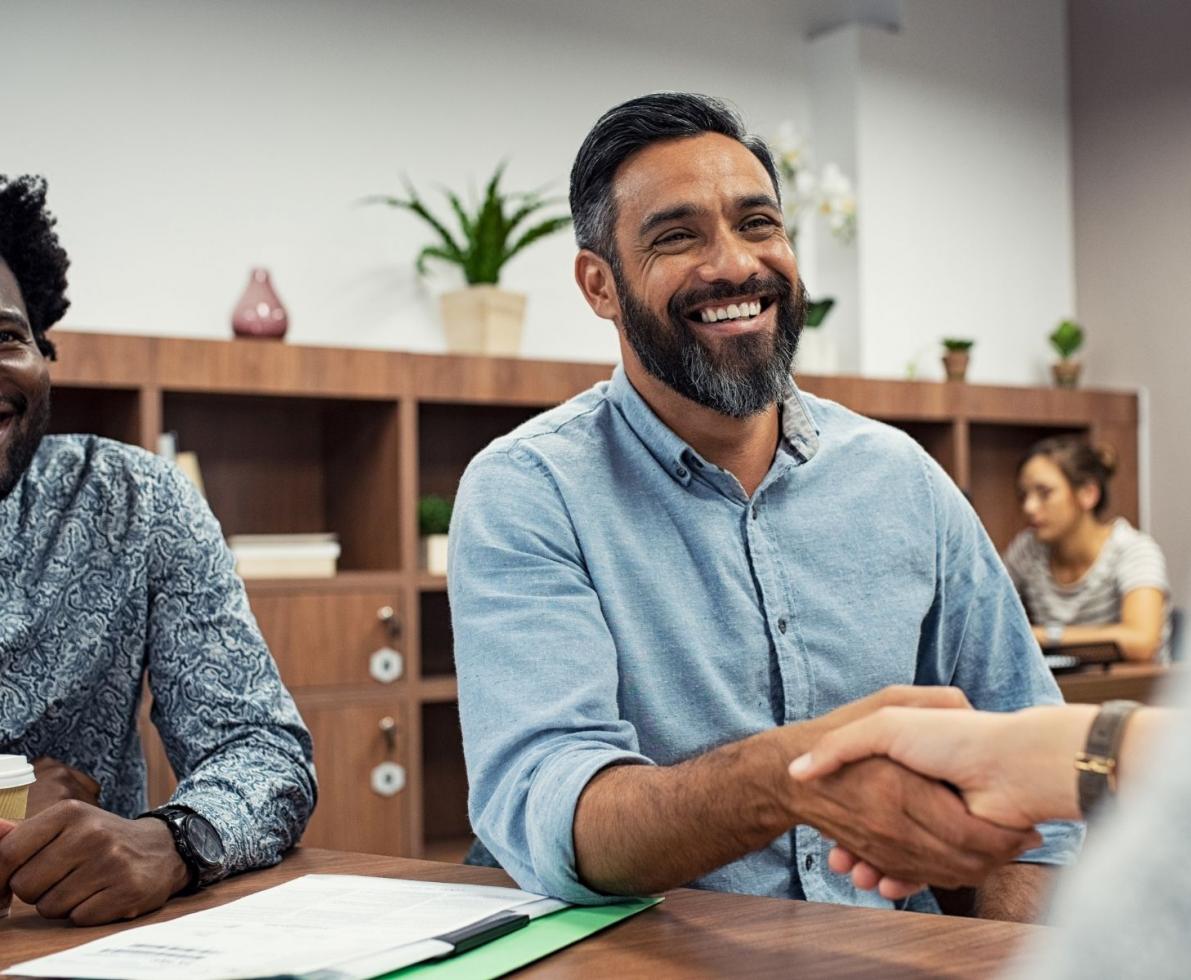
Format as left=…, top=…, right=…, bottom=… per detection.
left=433, top=910, right=531, bottom=956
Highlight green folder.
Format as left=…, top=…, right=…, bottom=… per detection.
left=380, top=898, right=661, bottom=980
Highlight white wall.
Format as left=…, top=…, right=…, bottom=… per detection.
left=4, top=0, right=807, bottom=362
left=1069, top=0, right=1191, bottom=616
left=852, top=0, right=1073, bottom=383
left=6, top=0, right=1076, bottom=385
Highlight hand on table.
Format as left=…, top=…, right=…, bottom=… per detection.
left=28, top=757, right=101, bottom=816
left=0, top=800, right=191, bottom=925
left=784, top=690, right=1043, bottom=897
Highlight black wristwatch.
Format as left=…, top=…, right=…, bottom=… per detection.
left=138, top=804, right=226, bottom=891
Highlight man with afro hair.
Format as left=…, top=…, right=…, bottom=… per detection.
left=0, top=175, right=315, bottom=925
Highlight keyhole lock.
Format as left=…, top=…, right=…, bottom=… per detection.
left=370, top=646, right=404, bottom=683
left=370, top=761, right=406, bottom=797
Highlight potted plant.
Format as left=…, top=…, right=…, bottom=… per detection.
left=941, top=338, right=974, bottom=382
left=1050, top=319, right=1085, bottom=388
left=367, top=165, right=571, bottom=356
left=418, top=494, right=453, bottom=576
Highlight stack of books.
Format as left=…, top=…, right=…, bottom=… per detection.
left=227, top=533, right=341, bottom=579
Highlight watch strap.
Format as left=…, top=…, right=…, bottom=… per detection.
left=138, top=804, right=222, bottom=891
left=1075, top=699, right=1140, bottom=817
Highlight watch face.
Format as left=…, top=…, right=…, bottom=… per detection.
left=184, top=814, right=226, bottom=867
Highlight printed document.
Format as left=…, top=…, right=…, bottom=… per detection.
left=6, top=874, right=566, bottom=980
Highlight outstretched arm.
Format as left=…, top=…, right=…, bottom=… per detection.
left=575, top=688, right=1041, bottom=897
left=790, top=703, right=1170, bottom=900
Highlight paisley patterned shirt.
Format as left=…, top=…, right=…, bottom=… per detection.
left=0, top=435, right=316, bottom=879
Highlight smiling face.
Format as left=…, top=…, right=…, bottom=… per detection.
left=1018, top=454, right=1098, bottom=544
left=582, top=132, right=804, bottom=418
left=0, top=257, right=51, bottom=501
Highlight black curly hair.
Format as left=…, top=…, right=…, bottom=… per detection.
left=0, top=175, right=70, bottom=360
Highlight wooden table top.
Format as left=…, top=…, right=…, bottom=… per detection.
left=1057, top=662, right=1173, bottom=704
left=0, top=847, right=1044, bottom=979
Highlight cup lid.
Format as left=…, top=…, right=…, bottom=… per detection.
left=0, top=755, right=35, bottom=789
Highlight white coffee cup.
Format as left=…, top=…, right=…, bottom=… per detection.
left=0, top=755, right=35, bottom=917
left=0, top=755, right=34, bottom=820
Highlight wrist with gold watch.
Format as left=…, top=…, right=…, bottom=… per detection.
left=1075, top=699, right=1141, bottom=817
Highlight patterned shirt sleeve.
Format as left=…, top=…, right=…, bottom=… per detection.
left=142, top=461, right=317, bottom=878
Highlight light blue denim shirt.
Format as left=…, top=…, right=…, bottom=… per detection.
left=450, top=366, right=1081, bottom=911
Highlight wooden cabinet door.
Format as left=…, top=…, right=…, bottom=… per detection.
left=295, top=696, right=411, bottom=856
left=249, top=591, right=405, bottom=689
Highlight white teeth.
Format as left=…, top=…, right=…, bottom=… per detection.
left=696, top=301, right=763, bottom=323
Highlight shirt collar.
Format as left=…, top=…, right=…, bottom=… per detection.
left=605, top=364, right=821, bottom=488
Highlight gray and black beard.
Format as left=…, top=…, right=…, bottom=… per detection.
left=615, top=268, right=806, bottom=419
left=0, top=388, right=50, bottom=502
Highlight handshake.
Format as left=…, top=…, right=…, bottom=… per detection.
left=783, top=686, right=1088, bottom=901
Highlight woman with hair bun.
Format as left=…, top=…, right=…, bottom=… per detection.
left=1004, top=436, right=1170, bottom=661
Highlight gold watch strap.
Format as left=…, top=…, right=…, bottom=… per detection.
left=1076, top=699, right=1140, bottom=817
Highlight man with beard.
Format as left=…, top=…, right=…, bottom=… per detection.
left=448, top=94, right=1079, bottom=921
left=0, top=175, right=315, bottom=925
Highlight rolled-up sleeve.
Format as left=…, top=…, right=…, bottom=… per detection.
left=450, top=447, right=653, bottom=903
left=144, top=463, right=317, bottom=878
left=914, top=453, right=1083, bottom=866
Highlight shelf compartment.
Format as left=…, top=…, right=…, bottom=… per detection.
left=420, top=590, right=455, bottom=679
left=418, top=403, right=548, bottom=500
left=162, top=392, right=402, bottom=570
left=421, top=701, right=473, bottom=859
left=969, top=422, right=1088, bottom=552
left=49, top=385, right=143, bottom=447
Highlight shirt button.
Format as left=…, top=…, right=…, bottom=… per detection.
left=805, top=854, right=814, bottom=871
left=676, top=466, right=688, bottom=479
left=751, top=507, right=759, bottom=520
left=778, top=618, right=788, bottom=634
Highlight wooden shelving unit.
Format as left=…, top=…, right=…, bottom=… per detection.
left=48, top=331, right=1140, bottom=862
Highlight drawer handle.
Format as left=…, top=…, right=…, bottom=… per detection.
left=377, top=605, right=402, bottom=641
left=379, top=715, right=399, bottom=753
left=370, top=647, right=404, bottom=684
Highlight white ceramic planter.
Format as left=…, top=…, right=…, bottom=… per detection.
left=440, top=286, right=526, bottom=356
left=421, top=534, right=450, bottom=576
left=795, top=327, right=839, bottom=375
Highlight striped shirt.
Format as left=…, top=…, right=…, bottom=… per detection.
left=1003, top=518, right=1170, bottom=659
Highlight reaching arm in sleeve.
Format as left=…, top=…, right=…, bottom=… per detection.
left=143, top=463, right=317, bottom=878
left=912, top=452, right=1084, bottom=874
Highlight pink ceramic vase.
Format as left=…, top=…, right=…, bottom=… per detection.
left=231, top=268, right=289, bottom=339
